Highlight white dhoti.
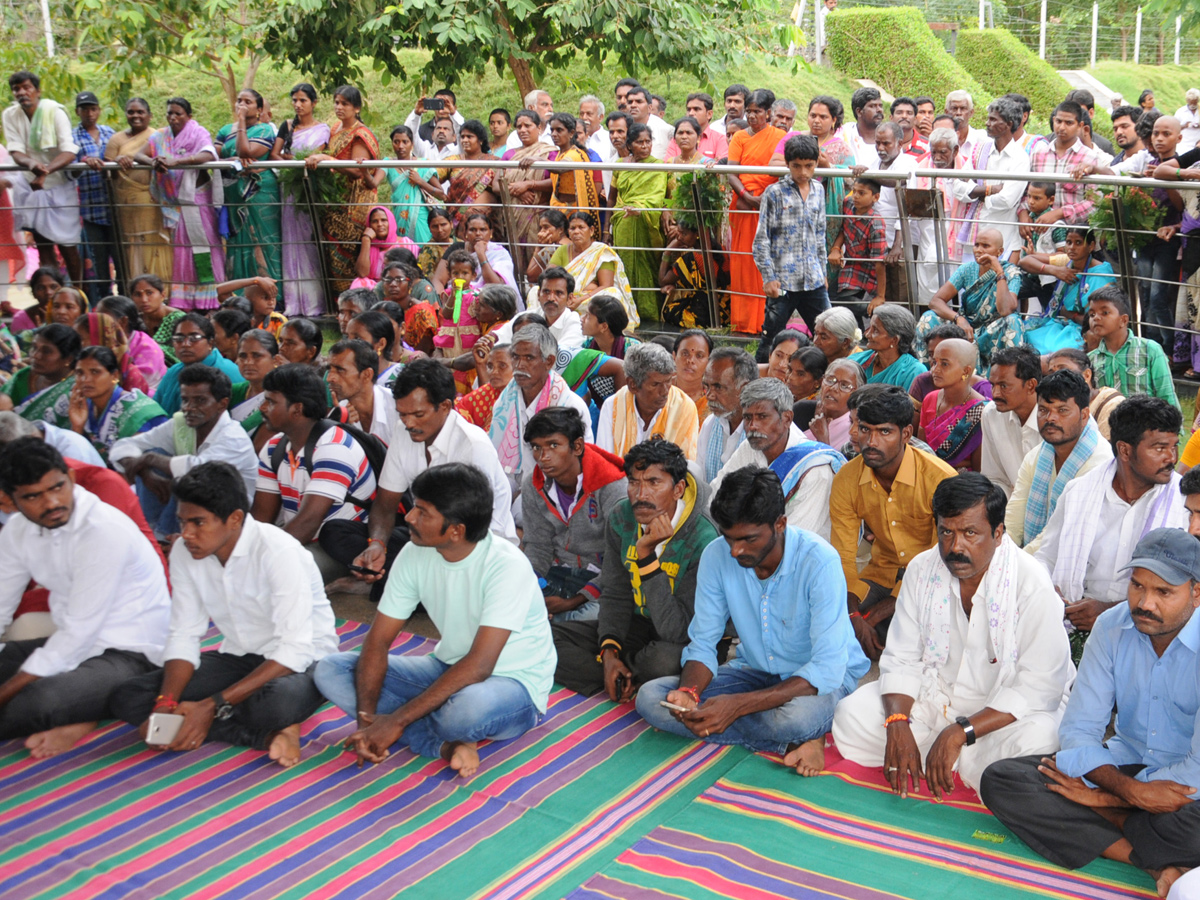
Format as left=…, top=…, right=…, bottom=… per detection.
left=914, top=218, right=955, bottom=306
left=10, top=179, right=80, bottom=247
left=831, top=681, right=1062, bottom=792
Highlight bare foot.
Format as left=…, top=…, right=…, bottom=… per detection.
left=782, top=738, right=825, bottom=777
left=1156, top=866, right=1187, bottom=898
left=25, top=721, right=96, bottom=759
left=447, top=741, right=480, bottom=780
left=267, top=723, right=303, bottom=768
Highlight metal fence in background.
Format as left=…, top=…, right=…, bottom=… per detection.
left=4, top=156, right=1200, bottom=350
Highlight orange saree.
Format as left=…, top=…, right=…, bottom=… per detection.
left=727, top=125, right=784, bottom=334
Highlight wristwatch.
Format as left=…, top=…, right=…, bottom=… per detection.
left=211, top=692, right=235, bottom=721
left=955, top=715, right=976, bottom=746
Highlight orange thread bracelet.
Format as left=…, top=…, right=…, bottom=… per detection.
left=884, top=713, right=910, bottom=727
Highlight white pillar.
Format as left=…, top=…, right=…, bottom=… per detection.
left=1090, top=2, right=1099, bottom=68
left=1039, top=0, right=1048, bottom=59
left=38, top=0, right=54, bottom=57
left=1176, top=16, right=1182, bottom=66
left=1134, top=7, right=1142, bottom=64
left=979, top=0, right=986, bottom=29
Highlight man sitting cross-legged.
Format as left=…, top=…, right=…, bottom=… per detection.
left=0, top=440, right=169, bottom=758
left=712, top=377, right=844, bottom=540
left=522, top=407, right=627, bottom=623
left=1005, top=369, right=1112, bottom=554
left=636, top=466, right=868, bottom=774
left=552, top=437, right=718, bottom=699
left=982, top=527, right=1200, bottom=899
left=832, top=473, right=1074, bottom=796
left=597, top=342, right=699, bottom=460
left=111, top=462, right=338, bottom=767
left=315, top=463, right=556, bottom=778
left=110, top=364, right=257, bottom=540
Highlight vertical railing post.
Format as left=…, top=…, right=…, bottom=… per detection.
left=895, top=185, right=920, bottom=317
left=1176, top=16, right=1183, bottom=65
left=1039, top=0, right=1048, bottom=59
left=689, top=176, right=721, bottom=330
left=300, top=166, right=334, bottom=313
left=1111, top=189, right=1140, bottom=335
left=1091, top=2, right=1099, bottom=67
left=1135, top=7, right=1142, bottom=63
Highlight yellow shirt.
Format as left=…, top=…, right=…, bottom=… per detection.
left=828, top=446, right=957, bottom=602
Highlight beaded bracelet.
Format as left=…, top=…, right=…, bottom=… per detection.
left=677, top=686, right=700, bottom=704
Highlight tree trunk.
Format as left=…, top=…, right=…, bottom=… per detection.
left=242, top=55, right=264, bottom=92
left=507, top=55, right=536, bottom=103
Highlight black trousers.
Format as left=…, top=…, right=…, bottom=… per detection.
left=552, top=615, right=687, bottom=697
left=0, top=639, right=157, bottom=739
left=318, top=519, right=409, bottom=603
left=109, top=651, right=325, bottom=751
left=981, top=755, right=1200, bottom=871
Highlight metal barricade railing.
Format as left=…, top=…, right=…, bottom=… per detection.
left=4, top=156, right=1200, bottom=350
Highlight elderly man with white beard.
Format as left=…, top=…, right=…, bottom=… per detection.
left=697, top=348, right=758, bottom=482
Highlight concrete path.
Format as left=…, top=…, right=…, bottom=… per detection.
left=1059, top=69, right=1123, bottom=108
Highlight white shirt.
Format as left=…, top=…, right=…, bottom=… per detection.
left=1005, top=436, right=1113, bottom=553
left=960, top=126, right=988, bottom=164
left=596, top=392, right=665, bottom=455
left=1034, top=475, right=1179, bottom=604
left=842, top=122, right=880, bottom=170
left=874, top=153, right=920, bottom=239
left=163, top=517, right=338, bottom=671
left=980, top=402, right=1040, bottom=496
left=2, top=100, right=78, bottom=187
left=377, top=410, right=517, bottom=543
left=880, top=541, right=1073, bottom=720
left=40, top=421, right=104, bottom=467
left=522, top=304, right=584, bottom=352
left=1177, top=104, right=1200, bottom=153
left=950, top=137, right=1031, bottom=255
left=109, top=411, right=258, bottom=498
left=0, top=487, right=169, bottom=676
left=404, top=111, right=459, bottom=161
left=586, top=127, right=617, bottom=194
left=710, top=115, right=729, bottom=137
left=698, top=415, right=746, bottom=482
left=645, top=114, right=675, bottom=160
left=711, top=424, right=837, bottom=540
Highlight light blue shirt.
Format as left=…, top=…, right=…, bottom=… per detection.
left=682, top=527, right=869, bottom=694
left=1057, top=603, right=1200, bottom=790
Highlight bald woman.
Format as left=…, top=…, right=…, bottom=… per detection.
left=917, top=337, right=989, bottom=472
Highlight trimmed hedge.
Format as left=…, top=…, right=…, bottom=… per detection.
left=956, top=28, right=1080, bottom=133
left=825, top=7, right=991, bottom=126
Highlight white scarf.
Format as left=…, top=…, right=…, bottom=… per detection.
left=915, top=534, right=1021, bottom=708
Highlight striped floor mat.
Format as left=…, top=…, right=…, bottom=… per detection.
left=0, top=624, right=1159, bottom=899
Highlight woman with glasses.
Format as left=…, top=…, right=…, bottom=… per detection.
left=379, top=261, right=438, bottom=357
left=801, top=357, right=865, bottom=451
left=153, top=312, right=245, bottom=415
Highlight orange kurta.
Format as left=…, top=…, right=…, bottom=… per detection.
left=727, top=125, right=784, bottom=334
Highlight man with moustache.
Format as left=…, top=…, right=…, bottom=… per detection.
left=552, top=437, right=717, bottom=698
left=637, top=466, right=868, bottom=777
left=982, top=527, right=1200, bottom=898
left=1035, top=396, right=1187, bottom=656
left=527, top=267, right=584, bottom=351
left=1005, top=370, right=1112, bottom=554
left=829, top=386, right=956, bottom=660
left=318, top=360, right=516, bottom=604
left=712, top=378, right=843, bottom=540
left=843, top=86, right=885, bottom=169
left=833, top=474, right=1074, bottom=795
left=697, top=347, right=758, bottom=482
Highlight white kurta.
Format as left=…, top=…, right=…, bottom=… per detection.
left=1004, top=437, right=1113, bottom=553
left=832, top=539, right=1074, bottom=791
left=980, top=402, right=1040, bottom=497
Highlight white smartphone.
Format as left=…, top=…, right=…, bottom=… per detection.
left=146, top=712, right=185, bottom=746
left=659, top=700, right=691, bottom=713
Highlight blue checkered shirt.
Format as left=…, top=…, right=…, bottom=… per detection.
left=73, top=123, right=115, bottom=225
left=752, top=177, right=826, bottom=291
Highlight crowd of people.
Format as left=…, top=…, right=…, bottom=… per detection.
left=2, top=65, right=1200, bottom=900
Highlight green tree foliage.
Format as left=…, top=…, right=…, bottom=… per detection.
left=263, top=0, right=800, bottom=100
left=73, top=0, right=274, bottom=113
left=825, top=7, right=991, bottom=124
left=956, top=28, right=1072, bottom=124
left=0, top=43, right=82, bottom=103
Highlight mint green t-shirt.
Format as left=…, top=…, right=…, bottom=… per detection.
left=380, top=533, right=556, bottom=712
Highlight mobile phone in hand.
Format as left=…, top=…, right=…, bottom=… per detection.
left=348, top=564, right=382, bottom=577
left=147, top=712, right=184, bottom=746
left=659, top=700, right=690, bottom=713
left=423, top=97, right=446, bottom=111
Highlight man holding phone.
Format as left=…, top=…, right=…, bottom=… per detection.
left=111, top=462, right=338, bottom=768
left=636, top=466, right=869, bottom=776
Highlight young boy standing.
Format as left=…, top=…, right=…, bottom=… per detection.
left=752, top=135, right=827, bottom=361
left=1087, top=284, right=1180, bottom=410
left=828, top=177, right=887, bottom=323
left=1020, top=182, right=1062, bottom=315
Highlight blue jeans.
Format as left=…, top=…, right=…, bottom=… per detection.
left=1136, top=235, right=1181, bottom=353
left=636, top=665, right=849, bottom=755
left=758, top=286, right=830, bottom=362
left=135, top=457, right=178, bottom=538
left=314, top=651, right=542, bottom=759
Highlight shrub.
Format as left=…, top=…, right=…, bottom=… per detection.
left=825, top=7, right=991, bottom=126
left=956, top=28, right=1075, bottom=132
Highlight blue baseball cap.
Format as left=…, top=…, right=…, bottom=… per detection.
left=1121, top=528, right=1200, bottom=586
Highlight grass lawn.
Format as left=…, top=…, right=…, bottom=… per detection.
left=77, top=49, right=863, bottom=135
left=1089, top=61, right=1200, bottom=108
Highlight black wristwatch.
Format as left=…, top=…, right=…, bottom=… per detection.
left=955, top=715, right=976, bottom=746
left=211, top=692, right=235, bottom=721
